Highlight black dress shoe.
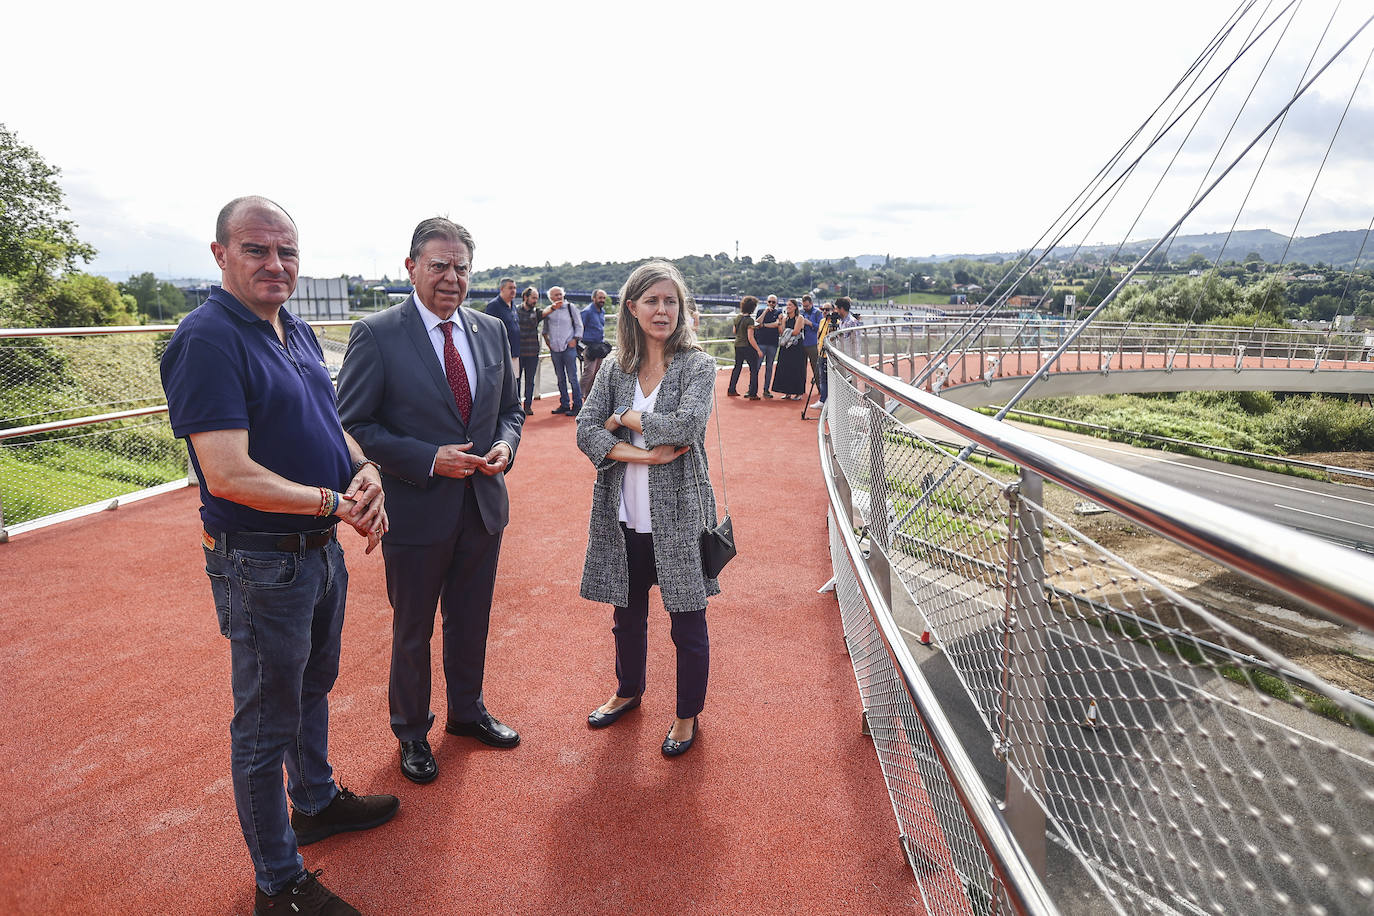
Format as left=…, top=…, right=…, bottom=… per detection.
left=661, top=716, right=699, bottom=757
left=551, top=405, right=569, bottom=415
left=445, top=713, right=520, bottom=748
left=523, top=405, right=534, bottom=416
left=399, top=739, right=437, bottom=783
left=587, top=695, right=641, bottom=729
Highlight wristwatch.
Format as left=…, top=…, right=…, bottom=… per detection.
left=351, top=458, right=382, bottom=476
left=613, top=408, right=630, bottom=427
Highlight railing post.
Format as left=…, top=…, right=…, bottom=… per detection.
left=908, top=325, right=916, bottom=382
left=1001, top=469, right=1050, bottom=881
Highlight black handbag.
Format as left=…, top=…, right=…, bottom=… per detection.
left=700, top=515, right=735, bottom=579
left=691, top=380, right=736, bottom=579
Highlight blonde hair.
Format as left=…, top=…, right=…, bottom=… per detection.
left=616, top=261, right=700, bottom=372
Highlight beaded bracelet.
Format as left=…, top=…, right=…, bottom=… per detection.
left=315, top=486, right=340, bottom=518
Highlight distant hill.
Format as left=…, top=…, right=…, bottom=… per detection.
left=1103, top=229, right=1368, bottom=266
left=812, top=229, right=1369, bottom=268
left=1040, top=229, right=1368, bottom=266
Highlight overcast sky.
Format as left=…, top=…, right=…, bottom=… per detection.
left=4, top=0, right=1370, bottom=280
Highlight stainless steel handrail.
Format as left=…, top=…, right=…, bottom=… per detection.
left=0, top=406, right=170, bottom=441
left=825, top=337, right=1374, bottom=631
left=0, top=321, right=356, bottom=337
left=820, top=407, right=1061, bottom=916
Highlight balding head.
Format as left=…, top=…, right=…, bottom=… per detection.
left=216, top=196, right=296, bottom=246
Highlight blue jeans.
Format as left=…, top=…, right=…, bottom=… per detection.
left=550, top=346, right=583, bottom=409
left=758, top=343, right=778, bottom=393
left=203, top=535, right=347, bottom=895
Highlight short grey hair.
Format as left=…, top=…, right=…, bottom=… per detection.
left=547, top=286, right=564, bottom=300
left=409, top=217, right=474, bottom=263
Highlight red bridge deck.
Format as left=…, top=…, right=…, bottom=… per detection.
left=0, top=375, right=920, bottom=915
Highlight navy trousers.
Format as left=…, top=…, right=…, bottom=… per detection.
left=613, top=526, right=709, bottom=718
left=381, top=489, right=502, bottom=739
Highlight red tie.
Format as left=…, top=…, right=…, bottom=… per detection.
left=439, top=320, right=472, bottom=424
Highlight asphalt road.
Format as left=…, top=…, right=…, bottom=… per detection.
left=906, top=417, right=1374, bottom=553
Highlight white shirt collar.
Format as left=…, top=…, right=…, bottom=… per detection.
left=413, top=294, right=462, bottom=333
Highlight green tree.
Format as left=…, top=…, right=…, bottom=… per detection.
left=41, top=273, right=138, bottom=327
left=118, top=272, right=184, bottom=321
left=0, top=123, right=95, bottom=281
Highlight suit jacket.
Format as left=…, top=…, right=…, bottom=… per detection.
left=575, top=349, right=721, bottom=613
left=337, top=296, right=524, bottom=545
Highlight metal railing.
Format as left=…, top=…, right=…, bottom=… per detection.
left=0, top=322, right=576, bottom=539
left=820, top=324, right=1374, bottom=915
left=847, top=320, right=1374, bottom=395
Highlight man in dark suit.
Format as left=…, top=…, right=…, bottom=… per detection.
left=336, top=217, right=525, bottom=784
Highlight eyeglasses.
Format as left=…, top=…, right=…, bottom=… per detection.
left=424, top=259, right=470, bottom=277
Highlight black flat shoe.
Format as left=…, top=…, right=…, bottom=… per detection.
left=399, top=739, right=437, bottom=783
left=445, top=712, right=520, bottom=748
left=661, top=716, right=699, bottom=757
left=587, top=695, right=642, bottom=729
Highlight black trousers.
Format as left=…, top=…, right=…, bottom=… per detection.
left=728, top=346, right=760, bottom=397
left=518, top=355, right=539, bottom=408
left=381, top=488, right=502, bottom=740
left=613, top=526, right=709, bottom=719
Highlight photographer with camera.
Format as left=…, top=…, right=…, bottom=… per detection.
left=813, top=297, right=857, bottom=410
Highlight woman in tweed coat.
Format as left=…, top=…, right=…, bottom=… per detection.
left=576, top=260, right=720, bottom=757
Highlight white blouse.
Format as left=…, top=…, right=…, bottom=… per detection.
left=617, top=377, right=661, bottom=533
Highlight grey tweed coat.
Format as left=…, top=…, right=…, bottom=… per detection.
left=576, top=348, right=722, bottom=613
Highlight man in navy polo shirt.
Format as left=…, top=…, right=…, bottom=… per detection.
left=484, top=277, right=521, bottom=379
left=578, top=288, right=609, bottom=396
left=160, top=196, right=398, bottom=916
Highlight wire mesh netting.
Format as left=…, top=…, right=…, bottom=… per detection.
left=825, top=364, right=1374, bottom=915
left=0, top=327, right=352, bottom=530
left=829, top=513, right=1006, bottom=916
left=0, top=331, right=183, bottom=529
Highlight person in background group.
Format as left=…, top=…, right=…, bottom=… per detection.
left=833, top=297, right=861, bottom=353
left=517, top=286, right=543, bottom=416
left=726, top=295, right=762, bottom=399
left=754, top=294, right=782, bottom=398
left=579, top=288, right=610, bottom=396
left=812, top=299, right=843, bottom=410
left=576, top=260, right=719, bottom=758
left=484, top=277, right=521, bottom=379
left=771, top=297, right=808, bottom=400
left=799, top=293, right=825, bottom=392
left=160, top=196, right=397, bottom=916
left=796, top=293, right=824, bottom=390
left=542, top=285, right=583, bottom=416
left=336, top=217, right=526, bottom=788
